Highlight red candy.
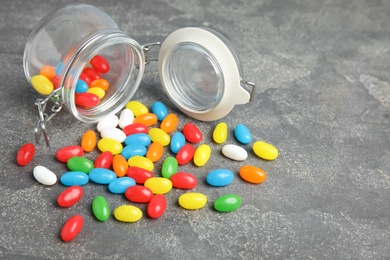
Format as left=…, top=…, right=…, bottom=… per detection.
left=51, top=75, right=61, bottom=89
left=16, top=143, right=35, bottom=166
left=57, top=186, right=83, bottom=207
left=176, top=144, right=195, bottom=165
left=60, top=214, right=84, bottom=242
left=90, top=55, right=110, bottom=74
left=126, top=166, right=153, bottom=184
left=94, top=151, right=113, bottom=168
left=56, top=145, right=84, bottom=163
left=123, top=123, right=148, bottom=136
left=125, top=185, right=153, bottom=203
left=182, top=123, right=203, bottom=143
left=82, top=67, right=101, bottom=81
left=79, top=73, right=92, bottom=86
left=75, top=93, right=100, bottom=107
left=147, top=194, right=167, bottom=219
left=170, top=172, right=198, bottom=190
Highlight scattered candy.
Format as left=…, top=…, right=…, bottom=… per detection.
left=101, top=128, right=126, bottom=143
left=126, top=101, right=148, bottom=116
left=161, top=156, right=178, bottom=179
left=170, top=132, right=186, bottom=154
left=112, top=154, right=128, bottom=177
left=213, top=194, right=242, bottom=212
left=97, top=114, right=119, bottom=132
left=108, top=177, right=135, bottom=194
left=16, top=143, right=35, bottom=166
left=124, top=133, right=151, bottom=147
left=182, top=123, right=203, bottom=143
left=89, top=168, right=116, bottom=184
left=213, top=122, right=228, bottom=144
left=239, top=165, right=267, bottom=184
left=121, top=144, right=147, bottom=160
left=81, top=130, right=96, bottom=152
left=128, top=156, right=154, bottom=171
left=60, top=171, right=89, bottom=186
left=178, top=193, right=207, bottom=210
left=114, top=205, right=142, bottom=223
left=67, top=156, right=94, bottom=173
left=234, top=124, right=252, bottom=144
left=92, top=196, right=110, bottom=222
left=94, top=151, right=113, bottom=169
left=126, top=166, right=153, bottom=184
left=33, top=165, right=57, bottom=186
left=176, top=144, right=195, bottom=165
left=193, top=144, right=211, bottom=167
left=170, top=172, right=197, bottom=190
left=148, top=128, right=170, bottom=146
left=118, top=109, right=134, bottom=129
left=151, top=101, right=168, bottom=121
left=147, top=194, right=167, bottom=219
left=206, top=169, right=234, bottom=187
left=160, top=113, right=178, bottom=133
left=60, top=215, right=84, bottom=242
left=125, top=185, right=153, bottom=203
left=123, top=123, right=148, bottom=136
left=56, top=145, right=84, bottom=163
left=133, top=113, right=158, bottom=126
left=252, top=141, right=278, bottom=160
left=144, top=177, right=172, bottom=194
left=146, top=142, right=164, bottom=162
left=222, top=144, right=248, bottom=161
left=57, top=186, right=83, bottom=208
left=97, top=138, right=123, bottom=155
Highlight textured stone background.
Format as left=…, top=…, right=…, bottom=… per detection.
left=0, top=0, right=389, bottom=259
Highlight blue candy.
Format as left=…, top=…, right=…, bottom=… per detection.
left=206, top=169, right=234, bottom=187
left=60, top=171, right=89, bottom=186
left=121, top=144, right=147, bottom=160
left=234, top=124, right=252, bottom=144
left=75, top=79, right=88, bottom=93
left=151, top=101, right=168, bottom=121
left=170, top=132, right=186, bottom=154
left=108, top=177, right=136, bottom=194
left=125, top=133, right=151, bottom=147
left=89, top=168, right=117, bottom=184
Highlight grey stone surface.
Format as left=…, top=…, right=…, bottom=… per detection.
left=0, top=0, right=389, bottom=259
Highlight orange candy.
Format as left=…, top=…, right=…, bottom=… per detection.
left=146, top=142, right=164, bottom=162
left=40, top=65, right=56, bottom=80
left=133, top=113, right=158, bottom=127
left=113, top=154, right=128, bottom=177
left=160, top=113, right=179, bottom=133
left=239, top=165, right=266, bottom=184
left=81, top=130, right=96, bottom=152
left=90, top=79, right=109, bottom=91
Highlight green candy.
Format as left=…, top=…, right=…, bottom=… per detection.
left=161, top=156, right=178, bottom=179
left=67, top=156, right=94, bottom=173
left=92, top=196, right=110, bottom=221
left=213, top=194, right=242, bottom=213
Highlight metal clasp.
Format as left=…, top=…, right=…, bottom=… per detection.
left=142, top=42, right=161, bottom=65
left=241, top=79, right=256, bottom=102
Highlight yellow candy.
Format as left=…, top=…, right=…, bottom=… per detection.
left=148, top=128, right=170, bottom=146
left=193, top=144, right=211, bottom=167
left=31, top=75, right=54, bottom=95
left=125, top=101, right=148, bottom=116
left=213, top=122, right=228, bottom=144
left=253, top=141, right=278, bottom=160
left=144, top=177, right=172, bottom=194
left=178, top=193, right=207, bottom=210
left=114, top=205, right=142, bottom=222
left=97, top=138, right=123, bottom=155
left=128, top=155, right=154, bottom=171
left=87, top=87, right=105, bottom=99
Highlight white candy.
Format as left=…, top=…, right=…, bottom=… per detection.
left=222, top=144, right=248, bottom=161
left=97, top=114, right=119, bottom=132
left=33, top=165, right=57, bottom=186
left=119, top=108, right=134, bottom=129
left=101, top=128, right=127, bottom=143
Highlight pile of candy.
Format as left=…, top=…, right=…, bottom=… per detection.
left=16, top=100, right=278, bottom=242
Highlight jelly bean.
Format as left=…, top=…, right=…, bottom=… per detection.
left=101, top=128, right=126, bottom=143
left=121, top=144, right=147, bottom=160
left=123, top=123, right=148, bottom=136
left=81, top=130, right=96, bottom=152
left=239, top=165, right=267, bottom=184
left=90, top=78, right=109, bottom=91
left=183, top=123, right=203, bottom=143
left=56, top=145, right=84, bottom=163
left=213, top=194, right=242, bottom=213
left=90, top=55, right=110, bottom=73
left=124, top=133, right=151, bottom=147
left=146, top=142, right=164, bottom=162
left=87, top=87, right=105, bottom=99
left=94, top=151, right=113, bottom=169
left=222, top=144, right=248, bottom=161
left=57, top=186, right=83, bottom=208
left=75, top=79, right=88, bottom=93
left=118, top=108, right=134, bottom=129
left=144, top=177, right=172, bottom=194
left=147, top=194, right=166, bottom=219
left=170, top=132, right=185, bottom=154
left=125, top=185, right=153, bottom=203
left=253, top=141, right=278, bottom=160
left=213, top=122, right=228, bottom=144
left=82, top=67, right=101, bottom=81
left=151, top=101, right=168, bottom=121
left=97, top=138, right=123, bottom=155
left=60, top=215, right=84, bottom=242
left=67, top=156, right=94, bottom=173
left=133, top=113, right=158, bottom=127
left=39, top=65, right=56, bottom=80
left=16, top=143, right=35, bottom=166
left=112, top=154, right=128, bottom=177
left=176, top=144, right=195, bottom=165
left=75, top=93, right=100, bottom=107
left=108, top=177, right=135, bottom=194
left=114, top=205, right=143, bottom=223
left=79, top=73, right=92, bottom=86
left=126, top=101, right=148, bottom=116
left=160, top=113, right=179, bottom=133
left=206, top=169, right=234, bottom=187
left=89, top=168, right=117, bottom=184
left=170, top=172, right=198, bottom=190
left=126, top=166, right=153, bottom=184
left=234, top=124, right=252, bottom=144
left=128, top=156, right=154, bottom=171
left=33, top=165, right=57, bottom=186
left=51, top=75, right=61, bottom=89
left=97, top=114, right=119, bottom=132
left=193, top=144, right=211, bottom=167
left=60, top=171, right=89, bottom=186
left=31, top=75, right=54, bottom=95
left=148, top=128, right=170, bottom=146
left=92, top=196, right=110, bottom=222
left=161, top=156, right=178, bottom=179
left=178, top=193, right=207, bottom=210
left=56, top=62, right=63, bottom=75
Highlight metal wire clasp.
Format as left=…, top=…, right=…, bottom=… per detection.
left=241, top=79, right=256, bottom=102
left=142, top=42, right=161, bottom=65
left=34, top=87, right=63, bottom=149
